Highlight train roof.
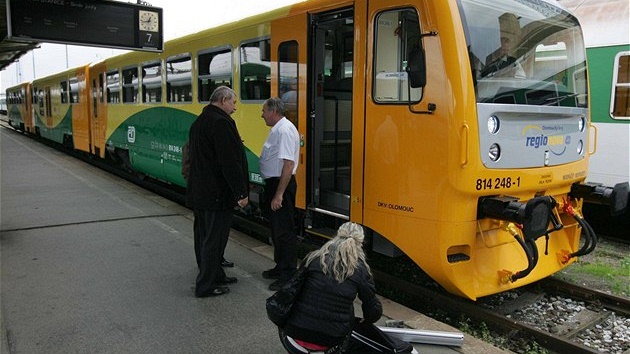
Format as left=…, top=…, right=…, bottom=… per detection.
left=558, top=0, right=630, bottom=48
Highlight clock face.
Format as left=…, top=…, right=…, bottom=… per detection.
left=139, top=10, right=159, bottom=32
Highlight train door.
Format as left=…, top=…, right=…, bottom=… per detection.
left=271, top=13, right=308, bottom=210
left=363, top=1, right=427, bottom=232
left=90, top=63, right=107, bottom=158
left=307, top=8, right=355, bottom=220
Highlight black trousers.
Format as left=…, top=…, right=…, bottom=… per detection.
left=264, top=176, right=297, bottom=281
left=193, top=209, right=231, bottom=295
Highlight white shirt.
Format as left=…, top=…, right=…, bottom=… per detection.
left=259, top=117, right=299, bottom=179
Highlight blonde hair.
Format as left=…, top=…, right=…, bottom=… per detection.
left=304, top=222, right=370, bottom=283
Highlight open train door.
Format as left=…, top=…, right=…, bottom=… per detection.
left=271, top=12, right=308, bottom=211
left=304, top=7, right=356, bottom=225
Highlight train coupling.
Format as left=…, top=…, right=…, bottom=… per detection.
left=478, top=195, right=555, bottom=240
left=569, top=182, right=629, bottom=216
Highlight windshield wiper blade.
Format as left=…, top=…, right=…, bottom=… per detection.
left=544, top=93, right=579, bottom=106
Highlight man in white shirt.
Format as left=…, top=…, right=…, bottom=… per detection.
left=258, top=97, right=300, bottom=291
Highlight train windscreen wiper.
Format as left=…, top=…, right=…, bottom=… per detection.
left=544, top=93, right=578, bottom=106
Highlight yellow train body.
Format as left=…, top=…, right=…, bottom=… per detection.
left=10, top=0, right=628, bottom=300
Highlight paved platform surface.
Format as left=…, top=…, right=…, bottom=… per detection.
left=1, top=125, right=511, bottom=353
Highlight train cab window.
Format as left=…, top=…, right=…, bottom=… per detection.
left=612, top=53, right=630, bottom=119
left=60, top=81, right=68, bottom=104
left=106, top=70, right=121, bottom=104
left=69, top=77, right=79, bottom=104
left=240, top=38, right=271, bottom=101
left=278, top=41, right=298, bottom=128
left=142, top=61, right=162, bottom=104
left=166, top=54, right=192, bottom=103
left=373, top=8, right=423, bottom=103
left=122, top=67, right=139, bottom=103
left=198, top=48, right=232, bottom=102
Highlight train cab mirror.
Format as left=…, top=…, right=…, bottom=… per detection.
left=570, top=182, right=629, bottom=216
left=406, top=49, right=426, bottom=88
left=478, top=195, right=554, bottom=239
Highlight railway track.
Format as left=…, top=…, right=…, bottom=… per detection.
left=373, top=268, right=630, bottom=353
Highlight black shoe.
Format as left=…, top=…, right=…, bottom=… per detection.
left=195, top=286, right=230, bottom=298
left=262, top=268, right=280, bottom=279
left=216, top=276, right=238, bottom=285
left=221, top=259, right=234, bottom=267
left=269, top=279, right=287, bottom=291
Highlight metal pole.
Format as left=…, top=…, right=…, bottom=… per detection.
left=377, top=327, right=465, bottom=347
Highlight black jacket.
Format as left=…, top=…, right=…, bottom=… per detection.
left=283, top=258, right=383, bottom=346
left=185, top=104, right=249, bottom=210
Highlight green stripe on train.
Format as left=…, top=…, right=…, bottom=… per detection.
left=108, top=106, right=262, bottom=187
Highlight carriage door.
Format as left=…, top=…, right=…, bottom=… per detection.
left=90, top=63, right=107, bottom=158
left=271, top=13, right=307, bottom=210
left=308, top=7, right=354, bottom=219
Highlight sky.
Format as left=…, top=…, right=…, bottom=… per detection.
left=1, top=0, right=304, bottom=91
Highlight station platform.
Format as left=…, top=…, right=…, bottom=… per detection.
left=1, top=126, right=510, bottom=353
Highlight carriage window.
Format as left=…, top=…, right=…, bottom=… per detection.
left=198, top=48, right=232, bottom=102
left=122, top=67, right=139, bottom=103
left=69, top=77, right=80, bottom=104
left=142, top=61, right=162, bottom=103
left=373, top=8, right=423, bottom=103
left=60, top=81, right=68, bottom=104
left=612, top=52, right=630, bottom=119
left=106, top=70, right=120, bottom=104
left=166, top=54, right=192, bottom=103
left=240, top=39, right=271, bottom=101
left=278, top=41, right=298, bottom=127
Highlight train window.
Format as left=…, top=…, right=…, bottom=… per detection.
left=373, top=8, right=423, bottom=103
left=611, top=52, right=630, bottom=119
left=142, top=61, right=162, bottom=104
left=278, top=41, right=298, bottom=128
left=69, top=77, right=79, bottom=104
left=60, top=81, right=68, bottom=104
left=122, top=66, right=139, bottom=104
left=99, top=73, right=104, bottom=104
left=240, top=38, right=271, bottom=101
left=106, top=70, right=120, bottom=104
left=198, top=48, right=232, bottom=103
left=166, top=54, right=192, bottom=103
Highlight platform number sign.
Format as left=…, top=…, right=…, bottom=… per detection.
left=138, top=10, right=162, bottom=50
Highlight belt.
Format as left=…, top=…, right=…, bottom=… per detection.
left=264, top=175, right=295, bottom=183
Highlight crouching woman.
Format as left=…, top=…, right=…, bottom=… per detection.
left=281, top=222, right=382, bottom=352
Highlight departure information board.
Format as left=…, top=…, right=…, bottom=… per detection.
left=8, top=0, right=163, bottom=52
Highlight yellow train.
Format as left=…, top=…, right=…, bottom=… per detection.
left=7, top=0, right=628, bottom=299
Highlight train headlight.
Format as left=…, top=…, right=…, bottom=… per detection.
left=578, top=116, right=586, bottom=132
left=577, top=140, right=584, bottom=155
left=487, top=115, right=500, bottom=134
left=488, top=143, right=501, bottom=161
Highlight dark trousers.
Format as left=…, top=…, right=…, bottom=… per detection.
left=264, top=176, right=297, bottom=281
left=193, top=209, right=232, bottom=295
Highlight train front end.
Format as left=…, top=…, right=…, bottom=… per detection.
left=449, top=0, right=627, bottom=298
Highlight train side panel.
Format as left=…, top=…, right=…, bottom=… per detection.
left=31, top=65, right=91, bottom=150
left=5, top=83, right=32, bottom=132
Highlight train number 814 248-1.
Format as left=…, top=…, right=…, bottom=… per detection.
left=476, top=177, right=521, bottom=191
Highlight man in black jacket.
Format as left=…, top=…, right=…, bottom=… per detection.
left=186, top=86, right=249, bottom=298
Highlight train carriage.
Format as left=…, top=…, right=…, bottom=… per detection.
left=30, top=65, right=92, bottom=152
left=9, top=0, right=627, bottom=300
left=5, top=82, right=32, bottom=133
left=558, top=0, right=630, bottom=187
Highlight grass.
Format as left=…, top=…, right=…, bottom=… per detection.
left=555, top=240, right=630, bottom=297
